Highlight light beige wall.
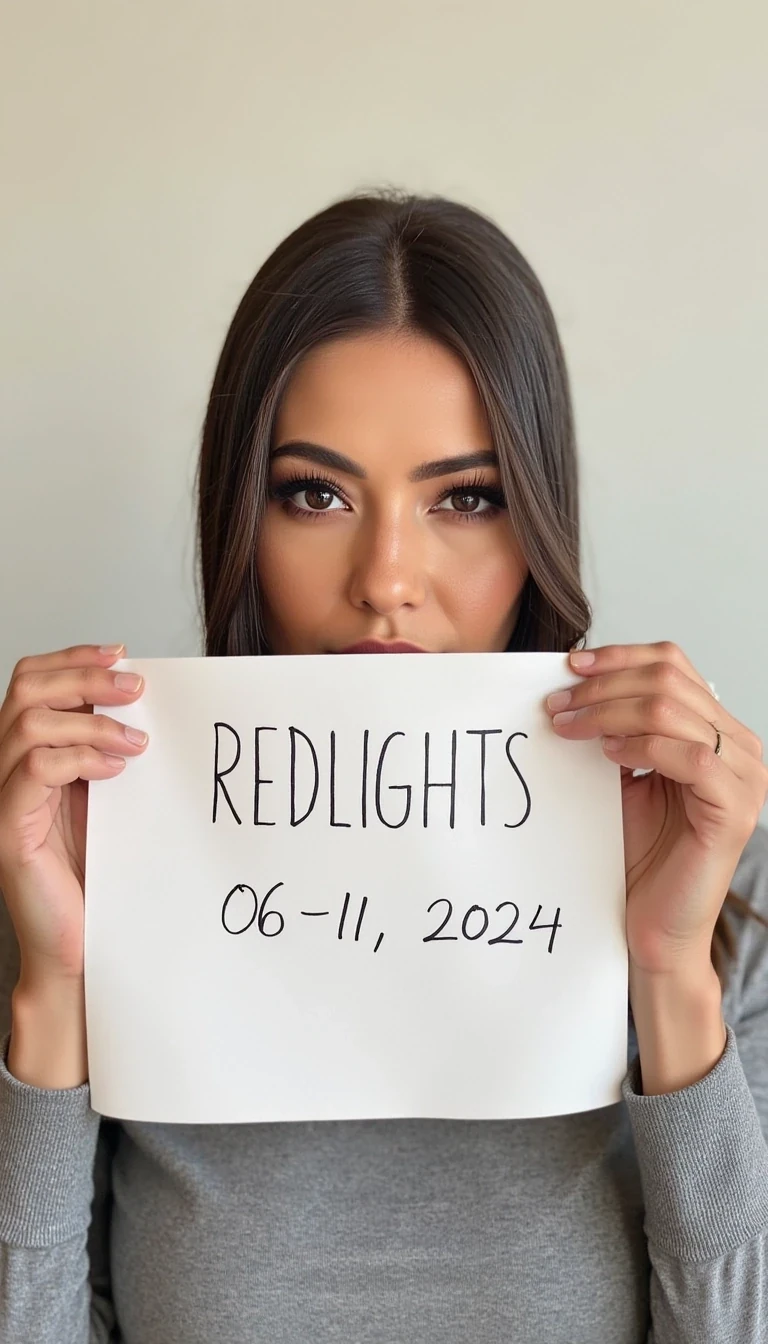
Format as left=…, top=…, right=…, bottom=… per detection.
left=2, top=1, right=766, bottom=819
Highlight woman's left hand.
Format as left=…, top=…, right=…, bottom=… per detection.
left=545, top=641, right=768, bottom=976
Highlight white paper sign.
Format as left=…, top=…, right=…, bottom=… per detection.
left=84, top=652, right=627, bottom=1124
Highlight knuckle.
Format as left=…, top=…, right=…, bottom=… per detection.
left=15, top=706, right=45, bottom=743
left=24, top=745, right=49, bottom=778
left=645, top=694, right=677, bottom=727
left=690, top=741, right=716, bottom=771
left=80, top=665, right=102, bottom=692
left=742, top=731, right=763, bottom=763
left=589, top=697, right=611, bottom=721
left=11, top=656, right=33, bottom=680
left=91, top=713, right=113, bottom=737
left=643, top=734, right=666, bottom=761
left=589, top=674, right=612, bottom=701
left=653, top=661, right=681, bottom=692
left=7, top=670, right=35, bottom=707
left=656, top=640, right=681, bottom=662
left=736, top=805, right=760, bottom=839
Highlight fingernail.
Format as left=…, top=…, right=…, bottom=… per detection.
left=114, top=672, right=143, bottom=691
left=570, top=651, right=595, bottom=668
left=124, top=726, right=148, bottom=745
left=553, top=709, right=577, bottom=724
left=99, top=643, right=125, bottom=655
left=104, top=754, right=126, bottom=768
left=547, top=690, right=572, bottom=711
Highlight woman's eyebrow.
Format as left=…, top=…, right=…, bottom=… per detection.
left=270, top=440, right=498, bottom=481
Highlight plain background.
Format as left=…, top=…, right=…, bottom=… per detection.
left=1, top=1, right=766, bottom=823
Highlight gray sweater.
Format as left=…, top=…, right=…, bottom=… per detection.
left=1, top=828, right=768, bottom=1344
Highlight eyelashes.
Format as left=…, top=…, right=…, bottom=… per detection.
left=269, top=472, right=349, bottom=518
left=268, top=470, right=507, bottom=523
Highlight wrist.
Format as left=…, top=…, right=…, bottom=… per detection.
left=628, top=948, right=722, bottom=995
left=8, top=977, right=88, bottom=1089
left=629, top=957, right=726, bottom=1096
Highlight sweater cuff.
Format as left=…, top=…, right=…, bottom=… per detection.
left=621, top=1023, right=768, bottom=1260
left=0, top=1029, right=102, bottom=1247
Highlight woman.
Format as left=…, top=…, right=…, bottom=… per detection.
left=1, top=188, right=767, bottom=1343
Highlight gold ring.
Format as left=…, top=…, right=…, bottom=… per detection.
left=712, top=724, right=722, bottom=756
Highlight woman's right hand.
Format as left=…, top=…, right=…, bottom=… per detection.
left=0, top=644, right=149, bottom=991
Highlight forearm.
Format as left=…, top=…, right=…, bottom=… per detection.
left=8, top=979, right=88, bottom=1089
left=629, top=958, right=727, bottom=1096
left=623, top=964, right=768, bottom=1341
left=0, top=981, right=105, bottom=1341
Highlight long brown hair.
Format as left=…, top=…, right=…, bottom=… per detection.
left=194, top=185, right=766, bottom=988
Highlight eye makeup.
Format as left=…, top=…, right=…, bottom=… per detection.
left=430, top=470, right=506, bottom=521
left=268, top=469, right=507, bottom=523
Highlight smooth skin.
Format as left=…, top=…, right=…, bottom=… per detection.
left=1, top=329, right=767, bottom=1093
left=256, top=330, right=529, bottom=653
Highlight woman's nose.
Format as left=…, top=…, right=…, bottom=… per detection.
left=346, top=510, right=427, bottom=615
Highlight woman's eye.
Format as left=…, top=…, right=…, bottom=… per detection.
left=434, top=490, right=494, bottom=515
left=293, top=486, right=345, bottom=512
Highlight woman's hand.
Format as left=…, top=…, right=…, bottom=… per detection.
left=0, top=644, right=148, bottom=991
left=545, top=640, right=768, bottom=977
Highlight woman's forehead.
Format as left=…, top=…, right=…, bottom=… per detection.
left=273, top=331, right=492, bottom=465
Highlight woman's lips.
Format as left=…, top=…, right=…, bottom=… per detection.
left=337, top=640, right=429, bottom=654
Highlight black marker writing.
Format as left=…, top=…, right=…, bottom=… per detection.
left=212, top=722, right=242, bottom=825
left=504, top=732, right=532, bottom=828
left=212, top=723, right=534, bottom=831
left=290, top=726, right=319, bottom=825
left=329, top=730, right=351, bottom=828
left=466, top=729, right=502, bottom=825
left=423, top=730, right=457, bottom=828
left=253, top=727, right=277, bottom=825
left=374, top=732, right=411, bottom=828
left=220, top=881, right=562, bottom=954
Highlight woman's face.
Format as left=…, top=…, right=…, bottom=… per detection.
left=256, top=330, right=529, bottom=654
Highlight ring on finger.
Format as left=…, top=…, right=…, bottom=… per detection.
left=712, top=723, right=722, bottom=757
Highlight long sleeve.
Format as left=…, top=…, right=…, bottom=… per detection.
left=622, top=827, right=768, bottom=1344
left=2, top=828, right=768, bottom=1344
left=0, top=893, right=120, bottom=1344
left=0, top=1033, right=120, bottom=1343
